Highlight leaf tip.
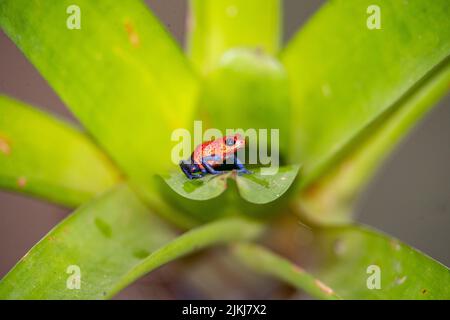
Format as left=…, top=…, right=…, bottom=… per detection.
left=315, top=279, right=335, bottom=296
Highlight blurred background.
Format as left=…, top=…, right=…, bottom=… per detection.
left=0, top=0, right=449, bottom=298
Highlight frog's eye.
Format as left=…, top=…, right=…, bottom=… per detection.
left=226, top=137, right=235, bottom=146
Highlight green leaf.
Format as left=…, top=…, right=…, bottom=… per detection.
left=157, top=174, right=289, bottom=223
left=0, top=0, right=199, bottom=201
left=197, top=48, right=291, bottom=157
left=282, top=0, right=450, bottom=188
left=161, top=165, right=299, bottom=204
left=305, top=224, right=450, bottom=299
left=236, top=165, right=300, bottom=204
left=108, top=218, right=264, bottom=298
left=0, top=183, right=263, bottom=299
left=187, top=0, right=281, bottom=73
left=298, top=59, right=450, bottom=224
left=161, top=171, right=231, bottom=201
left=0, top=95, right=120, bottom=207
left=0, top=184, right=175, bottom=299
left=231, top=243, right=341, bottom=300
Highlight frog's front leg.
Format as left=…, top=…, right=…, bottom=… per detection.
left=202, top=156, right=225, bottom=175
left=234, top=157, right=251, bottom=175
left=187, top=166, right=208, bottom=179
left=180, top=160, right=206, bottom=180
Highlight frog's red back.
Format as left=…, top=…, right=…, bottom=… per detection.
left=192, top=134, right=245, bottom=168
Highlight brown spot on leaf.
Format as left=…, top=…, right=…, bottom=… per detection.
left=390, top=240, right=401, bottom=251
left=17, top=176, right=27, bottom=188
left=421, top=289, right=428, bottom=295
left=0, top=135, right=11, bottom=155
left=315, top=279, right=334, bottom=295
left=292, top=265, right=305, bottom=274
left=125, top=21, right=140, bottom=48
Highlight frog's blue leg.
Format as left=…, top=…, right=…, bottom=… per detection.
left=203, top=162, right=224, bottom=175
left=202, top=155, right=224, bottom=175
left=180, top=160, right=192, bottom=179
left=234, top=157, right=251, bottom=175
left=180, top=161, right=205, bottom=179
left=199, top=166, right=208, bottom=175
left=193, top=163, right=208, bottom=179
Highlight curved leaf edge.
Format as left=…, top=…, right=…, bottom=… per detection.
left=231, top=242, right=341, bottom=300
left=160, top=164, right=300, bottom=204
left=107, top=217, right=264, bottom=298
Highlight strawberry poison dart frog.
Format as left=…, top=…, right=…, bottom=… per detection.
left=179, top=134, right=250, bottom=179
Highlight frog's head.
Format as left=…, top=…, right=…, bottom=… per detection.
left=223, top=133, right=245, bottom=156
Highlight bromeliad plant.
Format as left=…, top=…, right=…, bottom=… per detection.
left=0, top=0, right=449, bottom=299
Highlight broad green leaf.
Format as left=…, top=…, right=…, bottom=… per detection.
left=161, top=165, right=299, bottom=204
left=197, top=48, right=291, bottom=157
left=108, top=217, right=264, bottom=298
left=298, top=59, right=450, bottom=224
left=161, top=171, right=231, bottom=201
left=157, top=174, right=289, bottom=223
left=236, top=165, right=300, bottom=204
left=0, top=95, right=120, bottom=207
left=0, top=184, right=175, bottom=299
left=0, top=183, right=263, bottom=299
left=187, top=0, right=281, bottom=73
left=305, top=224, right=450, bottom=299
left=282, top=0, right=450, bottom=188
left=0, top=0, right=199, bottom=203
left=231, top=243, right=341, bottom=300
